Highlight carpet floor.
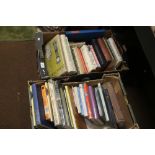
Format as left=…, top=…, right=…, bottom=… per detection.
left=0, top=40, right=39, bottom=128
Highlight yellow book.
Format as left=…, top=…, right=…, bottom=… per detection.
left=64, top=86, right=77, bottom=128
left=45, top=34, right=67, bottom=77
left=64, top=86, right=87, bottom=129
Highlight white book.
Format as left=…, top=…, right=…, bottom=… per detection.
left=107, top=37, right=123, bottom=67
left=98, top=83, right=109, bottom=122
left=48, top=80, right=61, bottom=126
left=88, top=45, right=101, bottom=68
left=80, top=45, right=96, bottom=72
left=72, top=86, right=81, bottom=114
left=29, top=85, right=36, bottom=127
left=79, top=84, right=88, bottom=117
left=60, top=35, right=77, bottom=74
left=45, top=82, right=54, bottom=122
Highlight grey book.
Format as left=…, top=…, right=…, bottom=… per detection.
left=59, top=86, right=72, bottom=128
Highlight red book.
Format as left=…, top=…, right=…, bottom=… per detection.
left=97, top=38, right=112, bottom=64
left=77, top=47, right=88, bottom=73
left=84, top=83, right=93, bottom=119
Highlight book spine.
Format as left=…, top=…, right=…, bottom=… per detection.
left=84, top=83, right=94, bottom=119
left=45, top=82, right=54, bottom=122
left=63, top=89, right=74, bottom=128
left=54, top=81, right=66, bottom=126
left=98, top=83, right=109, bottom=122
left=71, top=47, right=81, bottom=74
left=77, top=47, right=88, bottom=73
left=29, top=85, right=36, bottom=127
left=59, top=87, right=72, bottom=128
left=91, top=39, right=107, bottom=68
left=103, top=88, right=117, bottom=128
left=89, top=45, right=101, bottom=68
left=72, top=86, right=81, bottom=114
left=32, top=84, right=41, bottom=125
left=48, top=80, right=61, bottom=126
left=94, top=87, right=105, bottom=118
left=88, top=85, right=99, bottom=119
left=107, top=37, right=123, bottom=67
left=103, top=82, right=125, bottom=128
left=65, top=86, right=78, bottom=128
left=80, top=45, right=95, bottom=72
left=77, top=86, right=84, bottom=116
left=79, top=84, right=88, bottom=117
left=97, top=38, right=112, bottom=63
left=60, top=35, right=77, bottom=73
left=41, top=84, right=52, bottom=121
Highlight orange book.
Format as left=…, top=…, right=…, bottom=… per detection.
left=41, top=85, right=51, bottom=120
left=77, top=47, right=88, bottom=73
left=84, top=83, right=93, bottom=119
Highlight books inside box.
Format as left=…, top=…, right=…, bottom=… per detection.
left=37, top=29, right=128, bottom=80
left=28, top=28, right=138, bottom=129
left=28, top=73, right=138, bottom=129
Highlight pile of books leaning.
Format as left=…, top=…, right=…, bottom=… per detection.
left=28, top=29, right=138, bottom=129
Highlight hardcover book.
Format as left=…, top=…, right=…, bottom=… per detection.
left=60, top=35, right=77, bottom=74
left=103, top=82, right=125, bottom=128
left=45, top=34, right=67, bottom=77
left=65, top=86, right=87, bottom=129
left=91, top=39, right=107, bottom=68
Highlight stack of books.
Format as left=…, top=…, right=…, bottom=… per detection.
left=28, top=76, right=131, bottom=129
left=44, top=33, right=123, bottom=77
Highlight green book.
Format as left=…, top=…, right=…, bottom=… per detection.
left=45, top=34, right=67, bottom=77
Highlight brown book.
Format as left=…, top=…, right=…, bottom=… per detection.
left=65, top=86, right=87, bottom=129
left=103, top=82, right=125, bottom=128
left=97, top=38, right=112, bottom=65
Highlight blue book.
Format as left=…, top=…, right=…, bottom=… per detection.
left=77, top=86, right=84, bottom=115
left=65, top=29, right=106, bottom=41
left=32, top=84, right=41, bottom=125
left=32, top=83, right=55, bottom=128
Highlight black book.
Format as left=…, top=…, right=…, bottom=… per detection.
left=91, top=39, right=107, bottom=68
left=102, top=88, right=117, bottom=128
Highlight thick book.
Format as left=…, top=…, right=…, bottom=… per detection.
left=77, top=86, right=84, bottom=116
left=79, top=84, right=88, bottom=117
left=45, top=34, right=67, bottom=77
left=41, top=84, right=53, bottom=121
left=88, top=85, right=99, bottom=119
left=97, top=38, right=112, bottom=65
left=48, top=80, right=62, bottom=126
left=83, top=83, right=93, bottom=119
left=71, top=47, right=82, bottom=74
left=88, top=45, right=101, bottom=68
left=60, top=35, right=77, bottom=74
left=32, top=83, right=41, bottom=125
left=65, top=29, right=106, bottom=41
left=53, top=81, right=66, bottom=127
left=76, top=47, right=88, bottom=73
left=91, top=39, right=107, bottom=68
left=32, top=83, right=54, bottom=128
left=80, top=45, right=97, bottom=72
left=59, top=86, right=72, bottom=128
left=98, top=83, right=109, bottom=122
left=94, top=87, right=105, bottom=119
left=29, top=85, right=36, bottom=127
left=65, top=86, right=87, bottom=129
left=106, top=37, right=123, bottom=68
left=102, top=88, right=117, bottom=128
left=72, top=86, right=81, bottom=114
left=45, top=82, right=54, bottom=122
left=103, top=82, right=125, bottom=128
